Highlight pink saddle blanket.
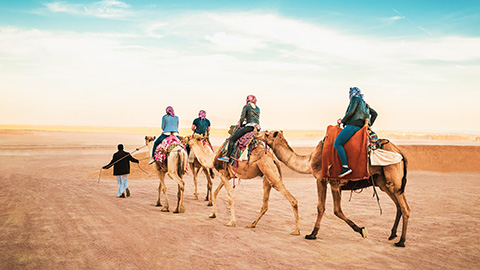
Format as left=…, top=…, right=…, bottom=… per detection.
left=154, top=136, right=187, bottom=166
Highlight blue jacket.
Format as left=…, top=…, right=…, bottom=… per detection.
left=162, top=115, right=179, bottom=133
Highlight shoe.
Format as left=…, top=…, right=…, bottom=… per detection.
left=217, top=157, right=229, bottom=162
left=149, top=158, right=155, bottom=165
left=126, top=188, right=130, bottom=197
left=119, top=193, right=126, bottom=198
left=338, top=167, right=352, bottom=178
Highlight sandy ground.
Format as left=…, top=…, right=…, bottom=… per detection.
left=1, top=130, right=479, bottom=269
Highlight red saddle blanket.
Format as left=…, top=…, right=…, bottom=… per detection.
left=321, top=125, right=369, bottom=181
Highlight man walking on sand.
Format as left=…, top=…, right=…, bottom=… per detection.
left=103, top=144, right=139, bottom=198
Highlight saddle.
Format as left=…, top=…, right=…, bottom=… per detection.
left=321, top=125, right=370, bottom=181
left=154, top=135, right=188, bottom=169
left=221, top=126, right=262, bottom=166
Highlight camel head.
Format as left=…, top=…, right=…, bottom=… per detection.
left=144, top=135, right=156, bottom=146
left=179, top=136, right=189, bottom=146
left=255, top=130, right=283, bottom=147
left=186, top=133, right=206, bottom=147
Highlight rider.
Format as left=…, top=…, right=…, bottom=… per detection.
left=218, top=94, right=260, bottom=162
left=191, top=110, right=211, bottom=136
left=335, top=87, right=377, bottom=177
left=149, top=106, right=180, bottom=165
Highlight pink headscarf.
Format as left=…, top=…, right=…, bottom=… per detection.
left=198, top=110, right=206, bottom=120
left=166, top=106, right=175, bottom=117
left=246, top=94, right=257, bottom=105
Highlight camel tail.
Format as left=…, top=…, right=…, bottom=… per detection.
left=399, top=154, right=408, bottom=194
left=172, top=148, right=188, bottom=178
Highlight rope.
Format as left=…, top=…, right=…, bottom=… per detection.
left=366, top=151, right=382, bottom=215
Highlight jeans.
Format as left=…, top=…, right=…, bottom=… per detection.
left=151, top=134, right=180, bottom=157
left=334, top=125, right=361, bottom=166
left=116, top=174, right=129, bottom=196
left=226, top=126, right=254, bottom=158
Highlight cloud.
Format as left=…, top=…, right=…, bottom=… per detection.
left=2, top=10, right=480, bottom=131
left=204, top=32, right=267, bottom=52
left=388, top=15, right=405, bottom=21
left=44, top=0, right=132, bottom=18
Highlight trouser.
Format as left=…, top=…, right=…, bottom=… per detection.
left=151, top=134, right=180, bottom=157
left=116, top=174, right=129, bottom=196
left=226, top=126, right=254, bottom=158
left=334, top=125, right=361, bottom=166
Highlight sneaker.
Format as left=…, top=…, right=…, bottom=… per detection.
left=149, top=158, right=155, bottom=165
left=126, top=188, right=130, bottom=197
left=338, top=167, right=352, bottom=178
left=217, top=157, right=229, bottom=162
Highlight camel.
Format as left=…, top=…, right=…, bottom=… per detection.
left=255, top=129, right=411, bottom=247
left=185, top=140, right=215, bottom=206
left=186, top=134, right=301, bottom=235
left=145, top=136, right=189, bottom=213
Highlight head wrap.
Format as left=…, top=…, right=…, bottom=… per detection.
left=246, top=94, right=257, bottom=105
left=349, top=87, right=365, bottom=102
left=166, top=106, right=175, bottom=117
left=198, top=110, right=206, bottom=120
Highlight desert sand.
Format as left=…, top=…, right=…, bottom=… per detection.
left=1, top=129, right=479, bottom=269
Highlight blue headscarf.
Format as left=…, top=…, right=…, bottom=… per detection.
left=349, top=87, right=365, bottom=102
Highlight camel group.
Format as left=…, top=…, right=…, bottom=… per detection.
left=144, top=128, right=410, bottom=247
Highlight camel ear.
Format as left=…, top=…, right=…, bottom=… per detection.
left=280, top=130, right=283, bottom=134
left=145, top=136, right=148, bottom=140
left=273, top=131, right=279, bottom=138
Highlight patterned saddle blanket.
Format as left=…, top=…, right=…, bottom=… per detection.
left=221, top=129, right=262, bottom=165
left=154, top=135, right=188, bottom=170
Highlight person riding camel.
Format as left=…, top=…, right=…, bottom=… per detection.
left=149, top=106, right=180, bottom=165
left=191, top=110, right=211, bottom=136
left=218, top=94, right=260, bottom=162
left=334, top=87, right=377, bottom=177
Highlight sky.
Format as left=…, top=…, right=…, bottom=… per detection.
left=1, top=0, right=479, bottom=133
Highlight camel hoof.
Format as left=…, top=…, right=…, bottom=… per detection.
left=360, top=227, right=367, bottom=238
left=178, top=205, right=185, bottom=213
left=161, top=207, right=169, bottom=212
left=156, top=202, right=162, bottom=207
left=207, top=202, right=213, bottom=207
left=209, top=213, right=216, bottom=219
left=204, top=197, right=209, bottom=201
left=246, top=224, right=256, bottom=228
left=290, top=230, right=300, bottom=236
left=388, top=234, right=398, bottom=240
left=305, top=234, right=317, bottom=240
left=225, top=221, right=236, bottom=227
left=394, top=241, right=405, bottom=247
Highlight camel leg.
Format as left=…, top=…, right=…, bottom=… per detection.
left=258, top=159, right=300, bottom=235
left=247, top=178, right=272, bottom=229
left=168, top=172, right=185, bottom=214
left=204, top=168, right=213, bottom=206
left=209, top=179, right=224, bottom=219
left=305, top=178, right=327, bottom=240
left=190, top=162, right=200, bottom=200
left=222, top=176, right=236, bottom=227
left=331, top=184, right=367, bottom=238
left=384, top=163, right=411, bottom=247
left=154, top=167, right=169, bottom=212
left=376, top=175, right=402, bottom=241
left=156, top=180, right=162, bottom=207
left=393, top=193, right=410, bottom=247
